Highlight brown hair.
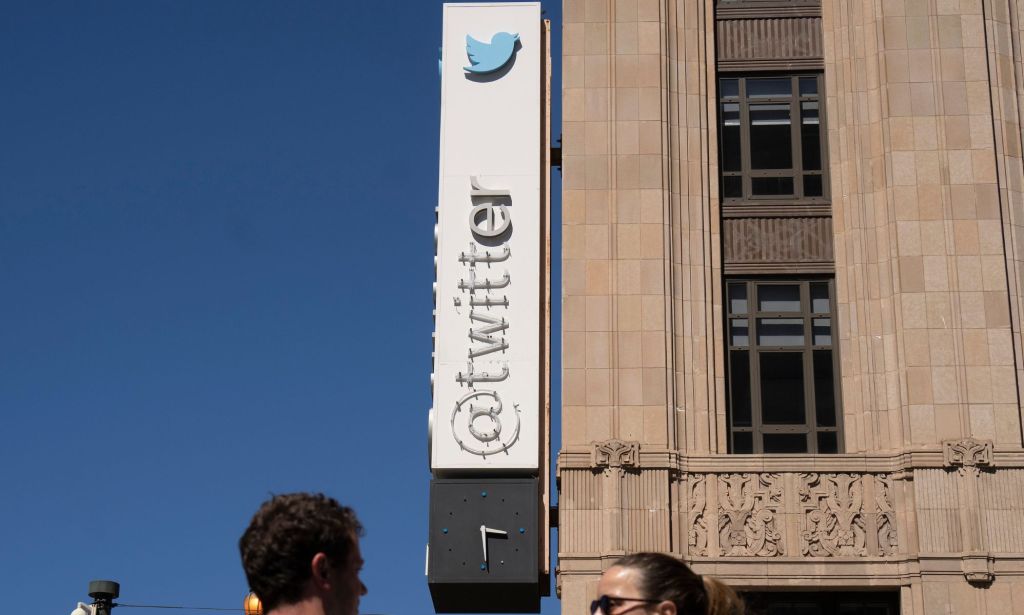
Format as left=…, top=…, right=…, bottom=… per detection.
left=612, top=552, right=745, bottom=615
left=239, top=493, right=363, bottom=613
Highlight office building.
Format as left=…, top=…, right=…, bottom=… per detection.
left=558, top=0, right=1024, bottom=612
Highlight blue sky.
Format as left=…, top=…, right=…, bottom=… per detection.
left=0, top=2, right=562, bottom=614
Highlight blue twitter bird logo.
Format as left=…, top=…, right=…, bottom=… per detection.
left=464, top=32, right=520, bottom=74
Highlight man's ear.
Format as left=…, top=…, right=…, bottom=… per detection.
left=655, top=600, right=676, bottom=615
left=311, top=552, right=331, bottom=589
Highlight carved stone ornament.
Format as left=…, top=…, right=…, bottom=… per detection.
left=592, top=439, right=639, bottom=472
left=687, top=475, right=708, bottom=557
left=943, top=438, right=994, bottom=476
left=875, top=475, right=898, bottom=556
left=798, top=473, right=898, bottom=557
left=718, top=473, right=784, bottom=557
left=962, top=553, right=995, bottom=585
left=800, top=473, right=867, bottom=556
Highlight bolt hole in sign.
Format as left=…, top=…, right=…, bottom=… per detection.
left=431, top=3, right=541, bottom=473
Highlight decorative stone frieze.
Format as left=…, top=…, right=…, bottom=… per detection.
left=943, top=438, right=994, bottom=477
left=687, top=475, right=708, bottom=557
left=797, top=473, right=897, bottom=557
left=718, top=473, right=785, bottom=557
left=678, top=471, right=899, bottom=558
left=876, top=475, right=898, bottom=557
left=800, top=473, right=867, bottom=556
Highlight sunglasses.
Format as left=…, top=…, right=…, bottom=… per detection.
left=589, top=595, right=662, bottom=615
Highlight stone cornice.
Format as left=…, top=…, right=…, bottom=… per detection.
left=558, top=553, right=1024, bottom=581
left=557, top=445, right=1024, bottom=476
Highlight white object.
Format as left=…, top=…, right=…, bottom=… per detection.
left=480, top=524, right=509, bottom=563
left=71, top=603, right=95, bottom=615
left=431, top=2, right=542, bottom=472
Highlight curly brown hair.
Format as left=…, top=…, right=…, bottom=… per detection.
left=239, top=493, right=363, bottom=612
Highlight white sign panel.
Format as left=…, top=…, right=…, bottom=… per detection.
left=431, top=2, right=541, bottom=472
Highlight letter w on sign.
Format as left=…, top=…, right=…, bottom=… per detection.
left=468, top=310, right=509, bottom=357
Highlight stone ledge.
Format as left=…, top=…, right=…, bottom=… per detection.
left=558, top=554, right=1024, bottom=583
left=557, top=447, right=1024, bottom=475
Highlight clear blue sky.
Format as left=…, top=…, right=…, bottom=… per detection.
left=0, top=2, right=562, bottom=614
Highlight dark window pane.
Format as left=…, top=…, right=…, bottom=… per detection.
left=760, top=352, right=806, bottom=423
left=811, top=282, right=830, bottom=313
left=817, top=431, right=839, bottom=454
left=758, top=318, right=805, bottom=346
left=721, top=103, right=741, bottom=171
left=723, top=175, right=742, bottom=198
left=746, top=593, right=898, bottom=615
left=769, top=606, right=817, bottom=615
left=733, top=431, right=753, bottom=453
left=801, top=102, right=822, bottom=170
left=730, top=350, right=751, bottom=426
left=799, top=76, right=819, bottom=96
left=731, top=319, right=749, bottom=346
left=804, top=174, right=823, bottom=197
left=814, top=350, right=836, bottom=426
left=751, top=176, right=794, bottom=196
left=758, top=284, right=801, bottom=311
left=728, top=282, right=748, bottom=314
left=763, top=433, right=808, bottom=453
left=748, top=78, right=791, bottom=98
left=720, top=78, right=739, bottom=98
left=749, top=104, right=792, bottom=169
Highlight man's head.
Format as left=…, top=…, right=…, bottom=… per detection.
left=240, top=493, right=366, bottom=615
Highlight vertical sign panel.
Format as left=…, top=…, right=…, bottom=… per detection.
left=431, top=2, right=541, bottom=472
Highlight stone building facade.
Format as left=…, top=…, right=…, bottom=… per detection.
left=557, top=0, right=1024, bottom=612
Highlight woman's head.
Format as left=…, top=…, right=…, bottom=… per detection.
left=591, top=553, right=744, bottom=615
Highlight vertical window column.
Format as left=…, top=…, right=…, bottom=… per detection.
left=727, top=279, right=841, bottom=453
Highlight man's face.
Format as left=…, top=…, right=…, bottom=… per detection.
left=326, top=541, right=367, bottom=615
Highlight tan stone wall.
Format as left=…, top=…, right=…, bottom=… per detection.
left=562, top=0, right=686, bottom=454
left=559, top=0, right=1024, bottom=613
left=561, top=0, right=700, bottom=604
left=825, top=0, right=1021, bottom=452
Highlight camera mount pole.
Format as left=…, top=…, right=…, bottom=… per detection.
left=88, top=580, right=120, bottom=615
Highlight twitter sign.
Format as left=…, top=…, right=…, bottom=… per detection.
left=429, top=6, right=549, bottom=609
left=431, top=1, right=546, bottom=476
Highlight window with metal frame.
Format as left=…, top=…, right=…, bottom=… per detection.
left=719, top=74, right=827, bottom=204
left=726, top=278, right=841, bottom=453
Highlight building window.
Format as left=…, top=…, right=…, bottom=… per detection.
left=726, top=279, right=841, bottom=453
left=743, top=592, right=899, bottom=615
left=719, top=74, right=827, bottom=203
